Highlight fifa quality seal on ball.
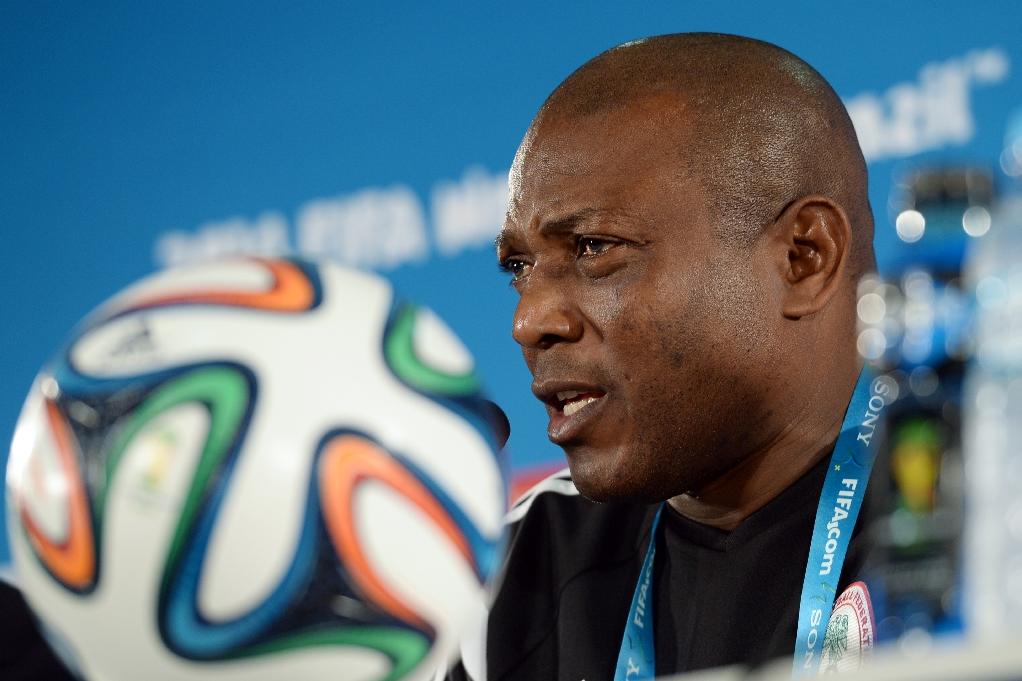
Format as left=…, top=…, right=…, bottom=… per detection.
left=5, top=257, right=509, bottom=681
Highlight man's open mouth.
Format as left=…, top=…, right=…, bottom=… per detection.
left=555, top=390, right=605, bottom=416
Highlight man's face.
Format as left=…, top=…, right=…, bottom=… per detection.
left=497, top=99, right=783, bottom=502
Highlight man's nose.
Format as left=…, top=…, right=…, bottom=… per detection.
left=512, top=278, right=583, bottom=349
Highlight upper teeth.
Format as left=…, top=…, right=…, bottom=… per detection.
left=556, top=390, right=600, bottom=417
left=563, top=396, right=598, bottom=417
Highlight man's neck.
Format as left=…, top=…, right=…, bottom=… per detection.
left=667, top=414, right=845, bottom=532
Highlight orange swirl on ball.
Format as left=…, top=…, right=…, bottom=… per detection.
left=127, top=258, right=315, bottom=312
left=318, top=434, right=471, bottom=631
left=20, top=399, right=96, bottom=590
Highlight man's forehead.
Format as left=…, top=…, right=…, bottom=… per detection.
left=516, top=96, right=694, bottom=183
left=506, top=97, right=696, bottom=221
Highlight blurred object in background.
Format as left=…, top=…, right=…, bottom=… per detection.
left=962, top=109, right=1022, bottom=642
left=6, top=258, right=508, bottom=681
left=998, top=111, right=1022, bottom=180
left=857, top=164, right=998, bottom=645
left=857, top=104, right=1022, bottom=651
left=890, top=167, right=995, bottom=274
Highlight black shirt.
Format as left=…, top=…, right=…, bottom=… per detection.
left=447, top=455, right=869, bottom=681
left=0, top=580, right=76, bottom=681
left=654, top=456, right=867, bottom=673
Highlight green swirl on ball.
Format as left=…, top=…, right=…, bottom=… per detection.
left=384, top=303, right=480, bottom=397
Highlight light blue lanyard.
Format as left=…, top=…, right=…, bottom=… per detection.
left=613, top=371, right=886, bottom=681
left=614, top=506, right=662, bottom=681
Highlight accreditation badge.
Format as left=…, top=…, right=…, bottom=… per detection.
left=818, top=581, right=875, bottom=674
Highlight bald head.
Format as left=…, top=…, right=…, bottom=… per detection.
left=532, top=33, right=874, bottom=274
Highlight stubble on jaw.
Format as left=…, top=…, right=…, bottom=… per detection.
left=639, top=249, right=782, bottom=497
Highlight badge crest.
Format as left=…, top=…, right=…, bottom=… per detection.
left=819, top=581, right=874, bottom=674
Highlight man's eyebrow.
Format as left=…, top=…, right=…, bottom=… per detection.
left=494, top=230, right=511, bottom=254
left=495, top=208, right=625, bottom=255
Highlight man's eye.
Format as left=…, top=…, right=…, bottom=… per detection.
left=577, top=237, right=614, bottom=257
left=499, top=258, right=531, bottom=281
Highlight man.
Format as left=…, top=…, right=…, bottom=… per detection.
left=445, top=33, right=877, bottom=680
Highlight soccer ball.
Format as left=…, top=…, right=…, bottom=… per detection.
left=6, top=257, right=508, bottom=681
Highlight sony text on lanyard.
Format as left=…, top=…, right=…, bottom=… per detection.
left=793, top=371, right=889, bottom=676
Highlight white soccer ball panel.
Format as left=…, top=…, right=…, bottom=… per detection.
left=98, top=260, right=277, bottom=316
left=411, top=308, right=474, bottom=376
left=70, top=308, right=280, bottom=380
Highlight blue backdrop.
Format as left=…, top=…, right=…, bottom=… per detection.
left=2, top=1, right=1020, bottom=567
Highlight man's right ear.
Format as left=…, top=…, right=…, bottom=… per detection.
left=768, top=195, right=852, bottom=320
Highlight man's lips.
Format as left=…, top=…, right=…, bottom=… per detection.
left=531, top=380, right=609, bottom=443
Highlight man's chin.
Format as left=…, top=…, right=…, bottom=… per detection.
left=566, top=455, right=667, bottom=504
